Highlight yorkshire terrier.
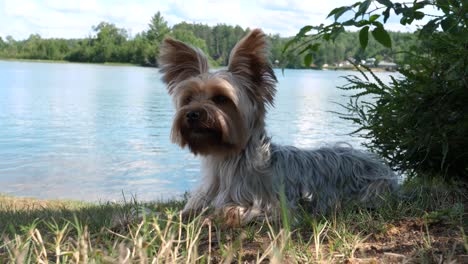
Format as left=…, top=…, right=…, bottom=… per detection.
left=159, top=29, right=398, bottom=226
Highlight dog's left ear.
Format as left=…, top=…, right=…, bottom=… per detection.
left=159, top=38, right=209, bottom=94
left=228, top=29, right=277, bottom=106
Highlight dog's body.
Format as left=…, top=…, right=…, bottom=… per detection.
left=159, top=29, right=397, bottom=226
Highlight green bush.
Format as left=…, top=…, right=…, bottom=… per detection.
left=339, top=31, right=467, bottom=181
left=285, top=0, right=468, bottom=182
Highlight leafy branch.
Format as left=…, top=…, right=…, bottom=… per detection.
left=283, top=0, right=467, bottom=67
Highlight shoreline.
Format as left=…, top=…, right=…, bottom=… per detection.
left=0, top=193, right=92, bottom=209
left=0, top=57, right=140, bottom=67
left=0, top=58, right=398, bottom=72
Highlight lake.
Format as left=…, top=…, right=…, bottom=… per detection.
left=0, top=60, right=396, bottom=202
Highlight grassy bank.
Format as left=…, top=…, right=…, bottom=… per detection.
left=1, top=180, right=467, bottom=263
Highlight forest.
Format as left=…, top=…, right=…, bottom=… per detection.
left=0, top=12, right=418, bottom=68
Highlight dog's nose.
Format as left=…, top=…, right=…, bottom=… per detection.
left=186, top=111, right=200, bottom=122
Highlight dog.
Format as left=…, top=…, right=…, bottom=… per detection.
left=158, top=29, right=398, bottom=226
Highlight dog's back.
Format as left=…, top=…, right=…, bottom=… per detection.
left=271, top=143, right=398, bottom=213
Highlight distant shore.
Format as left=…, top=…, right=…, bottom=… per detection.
left=0, top=58, right=398, bottom=72
left=0, top=57, right=139, bottom=67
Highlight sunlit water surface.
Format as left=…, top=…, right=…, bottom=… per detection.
left=0, top=61, right=397, bottom=201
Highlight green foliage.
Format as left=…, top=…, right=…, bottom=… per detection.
left=171, top=29, right=208, bottom=53
left=371, top=25, right=392, bottom=48
left=341, top=50, right=467, bottom=181
left=0, top=12, right=417, bottom=68
left=359, top=26, right=369, bottom=50
left=91, top=22, right=130, bottom=63
left=147, top=11, right=170, bottom=43
left=342, top=11, right=466, bottom=181
left=286, top=0, right=467, bottom=181
left=285, top=31, right=418, bottom=68
left=285, top=0, right=466, bottom=66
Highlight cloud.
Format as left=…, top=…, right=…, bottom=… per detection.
left=0, top=0, right=441, bottom=40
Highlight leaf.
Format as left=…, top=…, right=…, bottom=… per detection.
left=342, top=19, right=356, bottom=26
left=282, top=39, right=295, bottom=53
left=441, top=17, right=456, bottom=32
left=352, top=1, right=363, bottom=8
left=383, top=7, right=391, bottom=23
left=359, top=26, right=369, bottom=50
left=376, top=0, right=393, bottom=7
left=304, top=53, right=313, bottom=67
left=372, top=26, right=392, bottom=48
left=414, top=11, right=425, bottom=20
left=327, top=7, right=343, bottom=18
left=298, top=43, right=320, bottom=55
left=310, top=43, right=321, bottom=52
left=369, top=14, right=380, bottom=22
left=297, top=25, right=313, bottom=37
left=393, top=3, right=403, bottom=14
left=355, top=0, right=371, bottom=19
left=436, top=0, right=450, bottom=14
left=327, top=6, right=350, bottom=21
left=359, top=0, right=371, bottom=15
left=420, top=19, right=439, bottom=36
left=413, top=2, right=426, bottom=10
left=335, top=7, right=351, bottom=21
left=330, top=26, right=345, bottom=41
left=356, top=20, right=371, bottom=27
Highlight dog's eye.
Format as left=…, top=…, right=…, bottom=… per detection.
left=212, top=95, right=229, bottom=104
left=183, top=96, right=192, bottom=105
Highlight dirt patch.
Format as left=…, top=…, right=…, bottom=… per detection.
left=353, top=218, right=466, bottom=263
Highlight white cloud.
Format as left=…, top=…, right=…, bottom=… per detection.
left=0, top=0, right=441, bottom=40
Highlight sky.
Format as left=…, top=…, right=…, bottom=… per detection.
left=0, top=0, right=440, bottom=40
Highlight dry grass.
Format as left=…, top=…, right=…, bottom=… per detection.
left=1, top=179, right=467, bottom=263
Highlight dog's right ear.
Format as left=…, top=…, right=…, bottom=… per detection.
left=159, top=38, right=209, bottom=94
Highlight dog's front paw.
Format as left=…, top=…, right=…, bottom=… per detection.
left=219, top=206, right=248, bottom=228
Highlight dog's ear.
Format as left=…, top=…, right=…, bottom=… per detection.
left=228, top=29, right=277, bottom=106
left=159, top=38, right=209, bottom=94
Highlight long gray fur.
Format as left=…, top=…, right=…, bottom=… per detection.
left=183, top=130, right=398, bottom=223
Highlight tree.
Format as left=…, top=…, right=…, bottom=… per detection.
left=0, top=11, right=421, bottom=69
left=145, top=12, right=170, bottom=66
left=171, top=28, right=209, bottom=54
left=147, top=12, right=170, bottom=43
left=91, top=22, right=129, bottom=62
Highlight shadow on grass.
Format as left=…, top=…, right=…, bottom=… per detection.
left=0, top=180, right=466, bottom=263
left=0, top=194, right=186, bottom=235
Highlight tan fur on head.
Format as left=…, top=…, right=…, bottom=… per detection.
left=228, top=29, right=277, bottom=107
left=159, top=29, right=276, bottom=156
left=169, top=78, right=247, bottom=156
left=158, top=38, right=209, bottom=94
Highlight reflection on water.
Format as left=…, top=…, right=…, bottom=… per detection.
left=0, top=61, right=397, bottom=201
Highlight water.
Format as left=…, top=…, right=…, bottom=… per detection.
left=0, top=60, right=396, bottom=201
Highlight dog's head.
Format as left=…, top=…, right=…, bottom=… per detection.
left=159, top=29, right=277, bottom=156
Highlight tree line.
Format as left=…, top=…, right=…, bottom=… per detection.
left=0, top=12, right=418, bottom=68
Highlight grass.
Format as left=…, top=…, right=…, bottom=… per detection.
left=1, top=179, right=466, bottom=263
